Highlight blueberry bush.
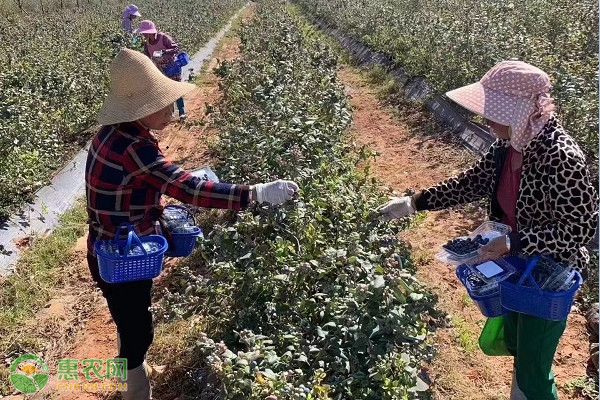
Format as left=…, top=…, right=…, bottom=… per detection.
left=153, top=2, right=437, bottom=399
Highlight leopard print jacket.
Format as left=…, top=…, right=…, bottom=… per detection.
left=415, top=117, right=598, bottom=273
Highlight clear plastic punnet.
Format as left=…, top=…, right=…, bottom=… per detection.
left=190, top=166, right=220, bottom=183
left=455, top=257, right=517, bottom=317
left=465, top=258, right=516, bottom=294
left=437, top=221, right=512, bottom=265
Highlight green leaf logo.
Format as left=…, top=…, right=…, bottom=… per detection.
left=9, top=354, right=50, bottom=394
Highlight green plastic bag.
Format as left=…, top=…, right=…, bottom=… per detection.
left=479, top=316, right=511, bottom=356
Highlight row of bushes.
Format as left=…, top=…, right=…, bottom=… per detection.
left=153, top=2, right=436, bottom=399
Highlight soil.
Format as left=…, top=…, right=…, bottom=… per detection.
left=13, top=237, right=32, bottom=251
left=337, top=65, right=590, bottom=400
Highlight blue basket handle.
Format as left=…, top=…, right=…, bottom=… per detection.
left=517, top=255, right=541, bottom=288
left=124, top=230, right=147, bottom=256
left=164, top=205, right=195, bottom=222
left=177, top=52, right=190, bottom=66
left=455, top=264, right=469, bottom=286
left=112, top=224, right=146, bottom=256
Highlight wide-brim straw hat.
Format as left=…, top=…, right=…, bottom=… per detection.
left=97, top=49, right=196, bottom=125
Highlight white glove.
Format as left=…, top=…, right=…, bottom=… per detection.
left=378, top=196, right=416, bottom=221
left=253, top=180, right=299, bottom=205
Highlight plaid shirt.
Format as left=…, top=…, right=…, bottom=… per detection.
left=85, top=122, right=250, bottom=254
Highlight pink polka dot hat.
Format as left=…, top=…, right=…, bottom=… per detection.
left=446, top=60, right=555, bottom=152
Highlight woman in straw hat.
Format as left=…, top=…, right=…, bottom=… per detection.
left=378, top=60, right=598, bottom=399
left=136, top=19, right=188, bottom=121
left=86, top=49, right=299, bottom=400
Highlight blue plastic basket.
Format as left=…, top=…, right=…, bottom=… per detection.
left=164, top=52, right=190, bottom=78
left=95, top=224, right=168, bottom=283
left=499, top=256, right=582, bottom=321
left=162, top=205, right=203, bottom=257
left=165, top=227, right=203, bottom=257
left=164, top=64, right=182, bottom=78
left=177, top=52, right=190, bottom=66
left=456, top=265, right=505, bottom=317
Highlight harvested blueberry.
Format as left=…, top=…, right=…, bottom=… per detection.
left=442, top=237, right=482, bottom=255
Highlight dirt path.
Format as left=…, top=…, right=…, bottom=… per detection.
left=0, top=23, right=246, bottom=400
left=337, top=66, right=589, bottom=400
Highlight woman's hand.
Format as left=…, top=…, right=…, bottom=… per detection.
left=478, top=235, right=510, bottom=260
left=377, top=196, right=416, bottom=221
left=252, top=180, right=299, bottom=205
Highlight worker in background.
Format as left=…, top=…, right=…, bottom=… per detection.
left=121, top=4, right=141, bottom=34
left=137, top=20, right=188, bottom=121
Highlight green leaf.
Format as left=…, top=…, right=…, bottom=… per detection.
left=261, top=369, right=278, bottom=380
left=370, top=324, right=380, bottom=338
left=316, top=326, right=327, bottom=338
left=414, top=376, right=429, bottom=392
left=10, top=375, right=37, bottom=394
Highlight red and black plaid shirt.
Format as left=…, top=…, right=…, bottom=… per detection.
left=85, top=122, right=250, bottom=254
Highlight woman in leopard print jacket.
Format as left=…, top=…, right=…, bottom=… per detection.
left=379, top=61, right=598, bottom=400
left=415, top=116, right=597, bottom=273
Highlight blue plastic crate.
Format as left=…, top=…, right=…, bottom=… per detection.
left=164, top=64, right=182, bottom=78
left=177, top=52, right=190, bottom=66
left=95, top=224, right=168, bottom=283
left=456, top=265, right=505, bottom=317
left=162, top=205, right=203, bottom=257
left=500, top=256, right=581, bottom=321
left=165, top=227, right=203, bottom=257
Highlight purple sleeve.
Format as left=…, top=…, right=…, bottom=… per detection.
left=161, top=34, right=179, bottom=51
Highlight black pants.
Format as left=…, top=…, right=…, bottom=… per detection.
left=87, top=254, right=153, bottom=370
